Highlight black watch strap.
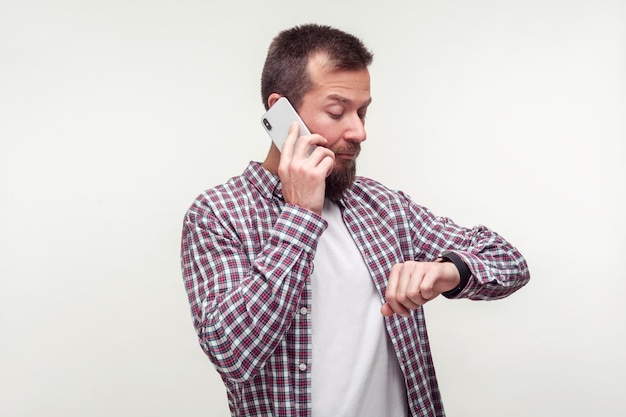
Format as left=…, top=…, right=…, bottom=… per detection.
left=439, top=250, right=471, bottom=298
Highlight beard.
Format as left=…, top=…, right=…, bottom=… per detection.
left=324, top=144, right=360, bottom=202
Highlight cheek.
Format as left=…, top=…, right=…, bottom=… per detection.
left=308, top=119, right=341, bottom=147
left=322, top=134, right=341, bottom=149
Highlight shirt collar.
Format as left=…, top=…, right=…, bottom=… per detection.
left=244, top=161, right=284, bottom=200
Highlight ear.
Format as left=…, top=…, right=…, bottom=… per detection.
left=267, top=93, right=283, bottom=108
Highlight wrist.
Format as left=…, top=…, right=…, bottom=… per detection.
left=438, top=251, right=471, bottom=298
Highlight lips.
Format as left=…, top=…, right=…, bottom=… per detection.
left=336, top=153, right=357, bottom=160
left=333, top=145, right=360, bottom=160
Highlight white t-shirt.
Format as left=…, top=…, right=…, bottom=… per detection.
left=311, top=199, right=408, bottom=417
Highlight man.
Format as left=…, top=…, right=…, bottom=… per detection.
left=181, top=23, right=530, bottom=417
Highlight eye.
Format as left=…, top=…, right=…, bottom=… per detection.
left=358, top=106, right=369, bottom=120
left=328, top=112, right=343, bottom=120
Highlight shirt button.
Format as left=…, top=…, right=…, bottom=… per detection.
left=300, top=307, right=308, bottom=315
left=299, top=363, right=307, bottom=372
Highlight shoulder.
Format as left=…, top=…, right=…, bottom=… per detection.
left=189, top=175, right=247, bottom=213
left=347, top=176, right=437, bottom=224
left=184, top=175, right=265, bottom=236
left=187, top=162, right=274, bottom=218
left=348, top=176, right=413, bottom=208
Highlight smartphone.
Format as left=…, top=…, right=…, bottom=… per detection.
left=261, top=97, right=311, bottom=151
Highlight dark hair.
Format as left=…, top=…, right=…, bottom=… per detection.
left=260, top=24, right=374, bottom=110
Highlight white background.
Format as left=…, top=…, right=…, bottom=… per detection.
left=1, top=1, right=625, bottom=416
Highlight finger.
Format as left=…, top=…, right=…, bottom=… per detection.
left=419, top=270, right=437, bottom=301
left=401, top=262, right=432, bottom=303
left=280, top=122, right=300, bottom=157
left=385, top=264, right=411, bottom=317
left=291, top=145, right=334, bottom=180
left=293, top=134, right=328, bottom=159
left=420, top=261, right=458, bottom=300
left=318, top=153, right=335, bottom=177
left=380, top=302, right=395, bottom=317
left=400, top=272, right=423, bottom=310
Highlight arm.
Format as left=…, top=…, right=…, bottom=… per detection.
left=181, top=202, right=325, bottom=382
left=181, top=123, right=334, bottom=382
left=438, top=223, right=530, bottom=301
left=382, top=197, right=530, bottom=316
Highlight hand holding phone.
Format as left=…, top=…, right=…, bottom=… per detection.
left=260, top=96, right=332, bottom=215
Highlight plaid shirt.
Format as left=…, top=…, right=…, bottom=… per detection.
left=181, top=161, right=530, bottom=417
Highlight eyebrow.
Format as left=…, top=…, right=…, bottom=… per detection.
left=327, top=94, right=372, bottom=108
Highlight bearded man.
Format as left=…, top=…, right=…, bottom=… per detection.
left=181, top=23, right=530, bottom=417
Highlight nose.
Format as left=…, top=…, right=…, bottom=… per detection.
left=344, top=113, right=367, bottom=143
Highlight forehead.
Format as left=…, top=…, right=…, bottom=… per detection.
left=305, top=54, right=371, bottom=104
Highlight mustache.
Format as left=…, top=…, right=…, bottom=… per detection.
left=332, top=143, right=361, bottom=156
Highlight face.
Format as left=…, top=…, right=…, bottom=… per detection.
left=297, top=54, right=372, bottom=200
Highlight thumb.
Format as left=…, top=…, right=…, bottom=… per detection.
left=380, top=302, right=395, bottom=316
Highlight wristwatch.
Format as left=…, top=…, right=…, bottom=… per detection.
left=438, top=250, right=471, bottom=298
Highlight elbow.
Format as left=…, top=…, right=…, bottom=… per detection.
left=515, top=255, right=531, bottom=288
left=498, top=256, right=531, bottom=297
left=199, top=333, right=264, bottom=384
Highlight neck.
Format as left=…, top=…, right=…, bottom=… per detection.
left=261, top=144, right=280, bottom=174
